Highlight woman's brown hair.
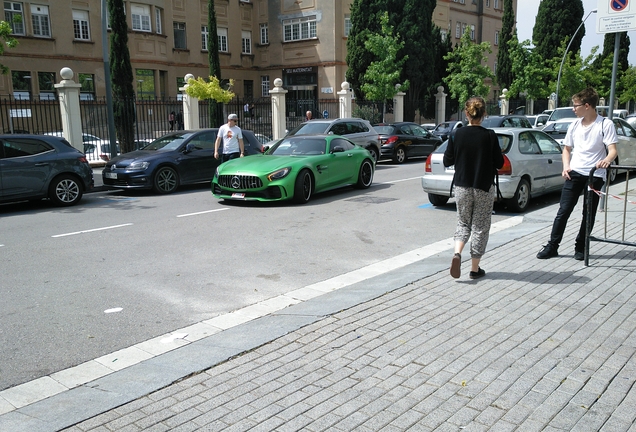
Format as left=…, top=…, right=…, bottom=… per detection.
left=465, top=96, right=486, bottom=121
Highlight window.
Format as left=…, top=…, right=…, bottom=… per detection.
left=201, top=25, right=208, bottom=51
left=494, top=0, right=499, bottom=9
left=440, top=29, right=447, bottom=41
left=218, top=28, right=228, bottom=52
left=260, top=23, right=268, bottom=44
left=73, top=10, right=90, bottom=40
left=344, top=16, right=351, bottom=37
left=2, top=138, right=53, bottom=158
left=155, top=8, right=162, bottom=34
left=31, top=5, right=50, bottom=37
left=38, top=71, right=55, bottom=100
left=241, top=30, right=251, bottom=54
left=493, top=61, right=497, bottom=74
left=136, top=69, right=155, bottom=100
left=495, top=30, right=499, bottom=45
left=470, top=25, right=475, bottom=40
left=131, top=4, right=151, bottom=32
left=78, top=73, right=95, bottom=100
left=244, top=80, right=253, bottom=99
left=461, top=23, right=467, bottom=37
left=455, top=22, right=460, bottom=38
left=261, top=75, right=270, bottom=97
left=173, top=22, right=186, bottom=49
left=486, top=0, right=490, bottom=6
left=11, top=70, right=30, bottom=99
left=283, top=16, right=317, bottom=42
left=4, top=2, right=24, bottom=35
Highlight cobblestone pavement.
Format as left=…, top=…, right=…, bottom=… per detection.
left=3, top=188, right=636, bottom=432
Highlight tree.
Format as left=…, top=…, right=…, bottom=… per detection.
left=443, top=28, right=495, bottom=108
left=361, top=12, right=409, bottom=122
left=184, top=76, right=235, bottom=103
left=0, top=19, right=19, bottom=74
left=108, top=0, right=135, bottom=153
left=590, top=32, right=631, bottom=100
left=207, top=0, right=224, bottom=127
left=423, top=26, right=453, bottom=118
left=496, top=0, right=515, bottom=91
left=508, top=36, right=553, bottom=102
left=532, top=0, right=584, bottom=65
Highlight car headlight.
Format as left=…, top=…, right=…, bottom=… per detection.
left=127, top=161, right=149, bottom=171
left=214, top=166, right=219, bottom=179
left=267, top=167, right=291, bottom=181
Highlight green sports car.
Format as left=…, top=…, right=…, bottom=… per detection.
left=211, top=134, right=375, bottom=203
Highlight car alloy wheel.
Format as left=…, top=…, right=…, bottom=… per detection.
left=153, top=166, right=179, bottom=194
left=293, top=169, right=313, bottom=204
left=508, top=178, right=530, bottom=212
left=49, top=175, right=83, bottom=206
left=394, top=147, right=406, bottom=164
left=356, top=159, right=374, bottom=189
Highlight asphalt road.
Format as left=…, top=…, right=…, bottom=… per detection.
left=0, top=160, right=558, bottom=391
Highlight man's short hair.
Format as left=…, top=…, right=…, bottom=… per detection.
left=573, top=88, right=599, bottom=108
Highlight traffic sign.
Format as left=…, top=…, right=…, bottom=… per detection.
left=597, top=0, right=636, bottom=33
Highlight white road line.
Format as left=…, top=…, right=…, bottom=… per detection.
left=376, top=176, right=422, bottom=185
left=176, top=208, right=229, bottom=218
left=51, top=223, right=133, bottom=238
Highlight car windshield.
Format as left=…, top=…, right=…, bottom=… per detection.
left=553, top=122, right=573, bottom=132
left=374, top=126, right=396, bottom=134
left=286, top=123, right=329, bottom=136
left=550, top=109, right=577, bottom=121
left=143, top=133, right=193, bottom=151
left=269, top=137, right=326, bottom=155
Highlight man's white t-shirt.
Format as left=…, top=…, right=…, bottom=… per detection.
left=563, top=115, right=617, bottom=179
left=217, top=124, right=243, bottom=154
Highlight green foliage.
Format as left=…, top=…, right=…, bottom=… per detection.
left=532, top=0, right=584, bottom=67
left=443, top=28, right=494, bottom=107
left=422, top=26, right=453, bottom=118
left=185, top=76, right=235, bottom=103
left=496, top=0, right=515, bottom=90
left=508, top=36, right=552, bottom=101
left=352, top=104, right=382, bottom=124
left=619, top=66, right=636, bottom=104
left=108, top=0, right=135, bottom=153
left=207, top=0, right=224, bottom=127
left=0, top=20, right=19, bottom=74
left=361, top=12, right=409, bottom=102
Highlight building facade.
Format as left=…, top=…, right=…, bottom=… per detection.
left=1, top=0, right=514, bottom=102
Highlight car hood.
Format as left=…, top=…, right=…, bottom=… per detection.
left=218, top=154, right=305, bottom=174
left=108, top=149, right=175, bottom=165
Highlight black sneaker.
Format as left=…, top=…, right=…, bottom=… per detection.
left=537, top=245, right=558, bottom=259
left=574, top=251, right=584, bottom=261
left=469, top=268, right=486, bottom=280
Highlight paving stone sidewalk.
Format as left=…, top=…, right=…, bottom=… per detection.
left=56, top=201, right=636, bottom=431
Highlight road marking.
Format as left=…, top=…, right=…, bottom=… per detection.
left=376, top=176, right=421, bottom=185
left=51, top=223, right=133, bottom=238
left=419, top=203, right=433, bottom=209
left=176, top=208, right=229, bottom=218
left=0, top=216, right=524, bottom=414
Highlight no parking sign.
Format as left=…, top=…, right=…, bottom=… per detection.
left=597, top=0, right=636, bottom=33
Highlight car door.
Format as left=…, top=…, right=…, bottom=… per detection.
left=338, top=121, right=367, bottom=146
left=516, top=131, right=548, bottom=193
left=0, top=137, right=54, bottom=199
left=411, top=124, right=439, bottom=156
left=532, top=131, right=563, bottom=191
left=324, top=137, right=356, bottom=187
left=613, top=119, right=636, bottom=166
left=177, top=131, right=219, bottom=183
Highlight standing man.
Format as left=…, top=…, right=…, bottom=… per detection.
left=214, top=113, right=245, bottom=162
left=176, top=109, right=184, bottom=130
left=305, top=110, right=313, bottom=121
left=537, top=88, right=617, bottom=261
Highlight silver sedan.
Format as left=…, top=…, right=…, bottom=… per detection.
left=421, top=128, right=564, bottom=212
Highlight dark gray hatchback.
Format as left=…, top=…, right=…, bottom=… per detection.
left=0, top=134, right=94, bottom=206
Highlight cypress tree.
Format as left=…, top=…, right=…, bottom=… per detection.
left=208, top=0, right=224, bottom=127
left=496, top=0, right=515, bottom=91
left=532, top=0, right=584, bottom=63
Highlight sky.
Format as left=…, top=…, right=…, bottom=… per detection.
left=515, top=0, right=636, bottom=66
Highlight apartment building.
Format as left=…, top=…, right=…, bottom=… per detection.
left=1, top=0, right=513, bottom=102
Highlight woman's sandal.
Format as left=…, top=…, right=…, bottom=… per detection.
left=450, top=253, right=461, bottom=279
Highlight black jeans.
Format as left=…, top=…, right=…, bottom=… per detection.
left=548, top=171, right=604, bottom=252
left=221, top=152, right=241, bottom=163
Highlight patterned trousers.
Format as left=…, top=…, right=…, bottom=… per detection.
left=454, top=185, right=495, bottom=259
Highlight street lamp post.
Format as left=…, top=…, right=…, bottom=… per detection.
left=555, top=9, right=597, bottom=107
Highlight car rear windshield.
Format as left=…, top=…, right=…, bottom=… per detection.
left=434, top=135, right=511, bottom=154
left=287, top=123, right=329, bottom=136
left=374, top=126, right=396, bottom=134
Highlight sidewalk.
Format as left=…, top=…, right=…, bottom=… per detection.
left=3, top=186, right=636, bottom=432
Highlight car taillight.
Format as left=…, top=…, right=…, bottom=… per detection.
left=100, top=155, right=110, bottom=161
left=498, top=155, right=512, bottom=175
left=425, top=154, right=432, bottom=173
left=386, top=135, right=399, bottom=144
left=78, top=156, right=88, bottom=163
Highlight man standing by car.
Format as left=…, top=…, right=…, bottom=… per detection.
left=214, top=113, right=245, bottom=162
left=537, top=88, right=618, bottom=261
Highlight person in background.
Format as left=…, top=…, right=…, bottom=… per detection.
left=305, top=110, right=313, bottom=121
left=214, top=113, right=244, bottom=162
left=176, top=109, right=184, bottom=130
left=169, top=111, right=175, bottom=131
left=443, top=96, right=504, bottom=280
left=537, top=87, right=617, bottom=261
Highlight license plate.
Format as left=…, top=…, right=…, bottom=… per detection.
left=105, top=172, right=117, bottom=179
left=231, top=193, right=245, bottom=199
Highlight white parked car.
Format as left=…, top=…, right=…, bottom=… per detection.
left=45, top=132, right=119, bottom=166
left=422, top=128, right=565, bottom=212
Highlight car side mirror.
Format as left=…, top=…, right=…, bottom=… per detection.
left=331, top=146, right=344, bottom=153
left=263, top=145, right=270, bottom=153
left=184, top=143, right=196, bottom=153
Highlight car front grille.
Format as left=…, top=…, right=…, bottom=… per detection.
left=217, top=174, right=263, bottom=190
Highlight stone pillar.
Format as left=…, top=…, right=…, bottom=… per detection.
left=393, top=84, right=406, bottom=123
left=435, top=86, right=446, bottom=126
left=269, top=78, right=287, bottom=140
left=499, top=88, right=509, bottom=116
left=54, top=67, right=83, bottom=152
left=548, top=93, right=557, bottom=111
left=180, top=73, right=199, bottom=130
left=527, top=98, right=535, bottom=116
left=338, top=82, right=352, bottom=118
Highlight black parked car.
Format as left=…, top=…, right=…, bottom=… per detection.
left=374, top=122, right=442, bottom=163
left=102, top=129, right=263, bottom=194
left=0, top=134, right=93, bottom=206
left=481, top=115, right=533, bottom=129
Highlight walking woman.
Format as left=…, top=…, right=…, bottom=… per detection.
left=443, top=96, right=504, bottom=279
